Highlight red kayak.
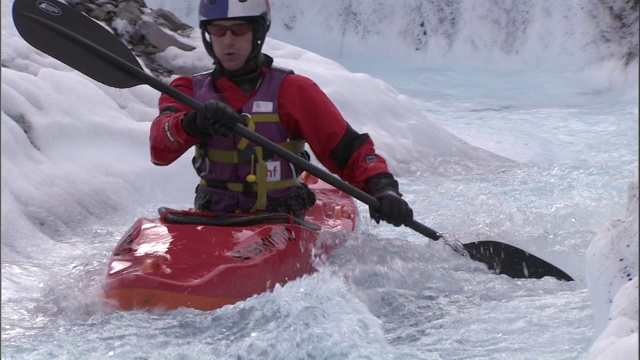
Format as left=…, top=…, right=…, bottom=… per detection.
left=102, top=173, right=358, bottom=312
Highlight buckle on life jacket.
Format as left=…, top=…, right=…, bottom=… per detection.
left=193, top=145, right=210, bottom=177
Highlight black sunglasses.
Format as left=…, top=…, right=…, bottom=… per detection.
left=207, top=23, right=252, bottom=37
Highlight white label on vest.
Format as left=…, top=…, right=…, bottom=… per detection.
left=265, top=161, right=281, bottom=182
left=252, top=101, right=274, bottom=113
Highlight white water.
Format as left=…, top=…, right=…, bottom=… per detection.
left=2, top=0, right=638, bottom=359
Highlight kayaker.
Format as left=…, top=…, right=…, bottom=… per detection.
left=149, top=0, right=414, bottom=227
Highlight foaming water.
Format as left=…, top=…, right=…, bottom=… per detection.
left=367, top=66, right=638, bottom=164
left=370, top=66, right=637, bottom=281
left=338, top=243, right=589, bottom=359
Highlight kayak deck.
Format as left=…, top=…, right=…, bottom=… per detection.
left=102, top=174, right=358, bottom=312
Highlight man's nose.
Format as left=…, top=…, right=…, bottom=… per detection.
left=222, top=31, right=236, bottom=44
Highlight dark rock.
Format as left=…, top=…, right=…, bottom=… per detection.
left=115, top=1, right=143, bottom=25
left=68, top=0, right=196, bottom=78
left=138, top=20, right=196, bottom=52
left=144, top=9, right=193, bottom=33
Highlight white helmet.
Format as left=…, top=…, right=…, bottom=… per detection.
left=199, top=0, right=271, bottom=29
left=198, top=0, right=271, bottom=64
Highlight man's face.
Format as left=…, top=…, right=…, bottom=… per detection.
left=208, top=20, right=253, bottom=71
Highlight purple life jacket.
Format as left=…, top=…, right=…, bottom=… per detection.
left=191, top=67, right=306, bottom=213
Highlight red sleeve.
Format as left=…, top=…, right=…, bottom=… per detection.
left=149, top=76, right=201, bottom=165
left=278, top=74, right=392, bottom=191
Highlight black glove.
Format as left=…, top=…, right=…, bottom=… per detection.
left=367, top=173, right=413, bottom=227
left=182, top=100, right=240, bottom=139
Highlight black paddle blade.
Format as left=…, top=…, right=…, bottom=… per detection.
left=462, top=241, right=574, bottom=281
left=12, top=0, right=144, bottom=88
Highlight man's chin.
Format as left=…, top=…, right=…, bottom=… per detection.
left=221, top=59, right=243, bottom=71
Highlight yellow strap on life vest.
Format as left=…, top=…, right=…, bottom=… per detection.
left=204, top=141, right=305, bottom=163
left=249, top=114, right=280, bottom=123
left=198, top=178, right=299, bottom=192
left=236, top=114, right=256, bottom=150
left=251, top=147, right=268, bottom=212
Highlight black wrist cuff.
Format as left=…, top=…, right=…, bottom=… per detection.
left=181, top=111, right=210, bottom=140
left=366, top=173, right=400, bottom=195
